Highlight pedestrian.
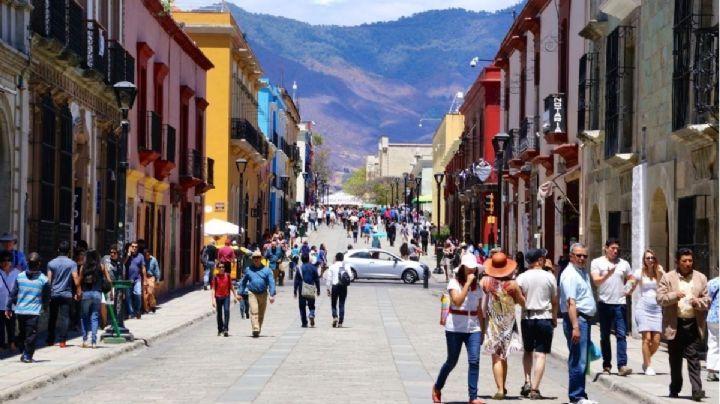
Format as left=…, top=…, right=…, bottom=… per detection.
left=123, top=240, right=146, bottom=319
left=0, top=250, right=20, bottom=351
left=100, top=245, right=120, bottom=328
left=480, top=252, right=524, bottom=400
left=626, top=249, right=665, bottom=375
left=325, top=252, right=350, bottom=328
left=707, top=274, right=719, bottom=382
left=399, top=242, right=410, bottom=260
left=432, top=254, right=484, bottom=404
left=516, top=248, right=557, bottom=399
left=264, top=240, right=285, bottom=286
left=201, top=240, right=218, bottom=290
left=211, top=265, right=239, bottom=337
left=420, top=226, right=430, bottom=255
left=409, top=239, right=421, bottom=261
left=387, top=219, right=396, bottom=247
left=559, top=243, right=598, bottom=404
left=442, top=240, right=454, bottom=282
left=351, top=219, right=359, bottom=243
left=143, top=249, right=161, bottom=314
left=79, top=250, right=112, bottom=348
left=318, top=244, right=329, bottom=276
left=0, top=231, right=28, bottom=272
left=294, top=253, right=320, bottom=327
left=515, top=251, right=527, bottom=276
left=5, top=252, right=49, bottom=363
left=590, top=238, right=633, bottom=376
left=239, top=250, right=276, bottom=337
left=218, top=239, right=236, bottom=275
left=46, top=240, right=80, bottom=348
left=656, top=248, right=709, bottom=401
left=371, top=232, right=381, bottom=249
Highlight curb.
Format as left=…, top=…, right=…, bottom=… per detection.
left=0, top=308, right=215, bottom=402
left=548, top=351, right=670, bottom=404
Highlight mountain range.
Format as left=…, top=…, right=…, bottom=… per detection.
left=194, top=2, right=521, bottom=171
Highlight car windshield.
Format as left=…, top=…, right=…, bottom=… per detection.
left=377, top=252, right=396, bottom=261
left=350, top=251, right=372, bottom=259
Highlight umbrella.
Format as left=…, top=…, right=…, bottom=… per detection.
left=204, top=218, right=239, bottom=236
left=372, top=232, right=387, bottom=238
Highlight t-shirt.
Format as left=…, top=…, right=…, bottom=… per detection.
left=632, top=268, right=660, bottom=303
left=212, top=273, right=232, bottom=297
left=517, top=268, right=557, bottom=319
left=0, top=269, right=20, bottom=310
left=590, top=256, right=631, bottom=304
left=126, top=253, right=144, bottom=282
left=218, top=246, right=236, bottom=264
left=48, top=256, right=78, bottom=298
left=445, top=279, right=483, bottom=333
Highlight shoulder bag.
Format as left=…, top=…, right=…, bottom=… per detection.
left=297, top=268, right=317, bottom=299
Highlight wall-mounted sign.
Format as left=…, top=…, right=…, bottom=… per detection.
left=542, top=93, right=566, bottom=134
left=250, top=208, right=258, bottom=217
left=214, top=202, right=225, bottom=212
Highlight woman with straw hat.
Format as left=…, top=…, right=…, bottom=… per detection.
left=481, top=252, right=525, bottom=400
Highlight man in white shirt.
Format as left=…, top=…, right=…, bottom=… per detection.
left=517, top=248, right=558, bottom=399
left=325, top=252, right=350, bottom=327
left=590, top=238, right=633, bottom=376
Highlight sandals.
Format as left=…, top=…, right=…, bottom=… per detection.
left=529, top=389, right=544, bottom=400
left=432, top=385, right=441, bottom=403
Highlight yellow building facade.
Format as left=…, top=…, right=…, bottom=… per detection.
left=431, top=113, right=464, bottom=226
left=175, top=12, right=271, bottom=245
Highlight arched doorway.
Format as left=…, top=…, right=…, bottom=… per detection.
left=649, top=189, right=670, bottom=270
left=588, top=205, right=602, bottom=259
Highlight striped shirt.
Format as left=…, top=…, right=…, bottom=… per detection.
left=8, top=271, right=49, bottom=315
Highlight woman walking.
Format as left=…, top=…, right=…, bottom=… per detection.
left=80, top=250, right=112, bottom=348
left=481, top=252, right=524, bottom=400
left=628, top=249, right=665, bottom=375
left=432, top=254, right=484, bottom=404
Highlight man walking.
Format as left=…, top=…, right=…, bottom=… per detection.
left=294, top=253, right=320, bottom=327
left=590, top=238, right=633, bottom=376
left=211, top=265, right=239, bottom=337
left=240, top=250, right=276, bottom=337
left=143, top=249, right=160, bottom=314
left=124, top=241, right=146, bottom=319
left=264, top=240, right=286, bottom=286
left=420, top=226, right=430, bottom=255
left=47, top=241, right=80, bottom=347
left=657, top=248, right=709, bottom=401
left=0, top=250, right=20, bottom=351
left=559, top=243, right=598, bottom=404
left=218, top=239, right=236, bottom=275
left=517, top=248, right=558, bottom=399
left=0, top=232, right=28, bottom=272
left=325, top=252, right=350, bottom=327
left=201, top=240, right=218, bottom=290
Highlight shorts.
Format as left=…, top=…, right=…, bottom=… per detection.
left=520, top=318, right=553, bottom=353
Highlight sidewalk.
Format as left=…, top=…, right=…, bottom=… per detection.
left=0, top=289, right=214, bottom=402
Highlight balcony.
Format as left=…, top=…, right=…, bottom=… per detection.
left=508, top=129, right=523, bottom=169
left=108, top=40, right=135, bottom=84
left=180, top=149, right=204, bottom=190
left=231, top=118, right=268, bottom=160
left=30, top=0, right=86, bottom=65
left=154, top=124, right=176, bottom=180
left=139, top=112, right=162, bottom=166
left=518, top=117, right=539, bottom=161
left=83, top=20, right=107, bottom=82
left=197, top=158, right=215, bottom=194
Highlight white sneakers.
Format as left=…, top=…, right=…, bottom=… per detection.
left=576, top=399, right=599, bottom=404
left=642, top=364, right=657, bottom=376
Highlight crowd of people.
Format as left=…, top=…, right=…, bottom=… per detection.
left=432, top=237, right=719, bottom=404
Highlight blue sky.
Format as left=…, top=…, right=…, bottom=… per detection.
left=173, top=0, right=521, bottom=26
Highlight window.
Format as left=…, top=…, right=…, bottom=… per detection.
left=678, top=195, right=712, bottom=276
left=351, top=251, right=371, bottom=260
left=672, top=0, right=718, bottom=130
left=577, top=52, right=600, bottom=133
left=604, top=26, right=635, bottom=159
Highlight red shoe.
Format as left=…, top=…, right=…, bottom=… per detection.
left=469, top=400, right=485, bottom=404
left=432, top=385, right=441, bottom=403
left=58, top=341, right=66, bottom=348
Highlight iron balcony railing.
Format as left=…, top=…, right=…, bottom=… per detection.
left=180, top=149, right=204, bottom=180
left=85, top=20, right=107, bottom=79
left=30, top=0, right=66, bottom=44
left=508, top=128, right=520, bottom=161
left=141, top=112, right=162, bottom=153
left=578, top=52, right=600, bottom=133
left=162, top=124, right=176, bottom=163
left=518, top=117, right=538, bottom=154
left=66, top=0, right=84, bottom=61
left=605, top=25, right=635, bottom=158
left=692, top=27, right=718, bottom=123
left=206, top=158, right=214, bottom=186
left=108, top=40, right=135, bottom=84
left=231, top=118, right=264, bottom=155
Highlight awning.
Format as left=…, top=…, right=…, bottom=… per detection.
left=412, top=194, right=433, bottom=203
left=204, top=218, right=240, bottom=236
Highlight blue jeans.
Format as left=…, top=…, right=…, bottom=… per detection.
left=81, top=291, right=102, bottom=344
left=563, top=313, right=590, bottom=403
left=331, top=285, right=347, bottom=323
left=203, top=261, right=215, bottom=286
left=598, top=302, right=628, bottom=369
left=126, top=279, right=142, bottom=317
left=216, top=296, right=231, bottom=332
left=298, top=296, right=316, bottom=326
left=435, top=331, right=481, bottom=401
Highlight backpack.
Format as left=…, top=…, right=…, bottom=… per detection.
left=339, top=266, right=352, bottom=287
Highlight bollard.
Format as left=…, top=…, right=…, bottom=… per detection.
left=423, top=266, right=429, bottom=289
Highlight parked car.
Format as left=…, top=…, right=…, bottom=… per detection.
left=344, top=248, right=428, bottom=284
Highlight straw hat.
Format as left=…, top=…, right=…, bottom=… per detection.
left=483, top=252, right=517, bottom=278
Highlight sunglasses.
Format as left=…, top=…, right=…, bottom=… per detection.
left=573, top=254, right=588, bottom=259
left=645, top=256, right=656, bottom=260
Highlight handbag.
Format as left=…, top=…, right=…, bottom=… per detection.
left=297, top=268, right=317, bottom=299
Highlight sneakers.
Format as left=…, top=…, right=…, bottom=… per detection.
left=332, top=318, right=338, bottom=328
left=337, top=323, right=343, bottom=328
left=644, top=366, right=656, bottom=376
left=309, top=317, right=315, bottom=327
left=218, top=331, right=222, bottom=336
left=431, top=385, right=441, bottom=403
left=529, top=389, right=544, bottom=400
left=252, top=331, right=260, bottom=338
left=91, top=343, right=97, bottom=349
left=575, top=399, right=599, bottom=404
left=618, top=366, right=633, bottom=376
left=223, top=332, right=229, bottom=337
left=602, top=367, right=611, bottom=375
left=691, top=390, right=705, bottom=402
left=707, top=372, right=719, bottom=382
left=81, top=341, right=89, bottom=348
left=520, top=382, right=532, bottom=397
left=20, top=355, right=34, bottom=363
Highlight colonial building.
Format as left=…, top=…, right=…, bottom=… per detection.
left=431, top=114, right=463, bottom=228
left=27, top=0, right=129, bottom=261
left=578, top=0, right=718, bottom=275
left=0, top=1, right=30, bottom=244
left=296, top=121, right=314, bottom=205
left=122, top=0, right=213, bottom=290
left=376, top=136, right=432, bottom=179
left=174, top=10, right=269, bottom=246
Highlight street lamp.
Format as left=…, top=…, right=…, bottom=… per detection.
left=414, top=176, right=422, bottom=220
left=235, top=158, right=248, bottom=235
left=394, top=177, right=400, bottom=206
left=433, top=172, right=445, bottom=274
left=107, top=80, right=136, bottom=343
left=491, top=132, right=510, bottom=250
left=302, top=172, right=309, bottom=205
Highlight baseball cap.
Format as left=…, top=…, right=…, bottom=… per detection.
left=525, top=248, right=548, bottom=264
left=460, top=253, right=479, bottom=269
left=251, top=250, right=262, bottom=258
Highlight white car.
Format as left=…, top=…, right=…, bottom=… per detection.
left=344, top=248, right=428, bottom=284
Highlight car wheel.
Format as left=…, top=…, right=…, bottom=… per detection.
left=351, top=268, right=358, bottom=282
left=402, top=269, right=418, bottom=284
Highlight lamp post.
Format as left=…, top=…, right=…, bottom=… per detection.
left=433, top=172, right=445, bottom=274
left=235, top=159, right=248, bottom=237
left=107, top=81, right=136, bottom=343
left=491, top=132, right=510, bottom=250
left=394, top=177, right=400, bottom=206
left=302, top=172, right=309, bottom=205
left=415, top=176, right=422, bottom=221
left=403, top=172, right=409, bottom=210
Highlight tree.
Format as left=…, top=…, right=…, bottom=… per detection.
left=343, top=167, right=367, bottom=197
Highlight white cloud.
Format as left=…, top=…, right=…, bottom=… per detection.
left=173, top=0, right=521, bottom=26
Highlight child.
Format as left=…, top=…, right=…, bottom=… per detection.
left=5, top=252, right=49, bottom=363
left=211, top=268, right=239, bottom=336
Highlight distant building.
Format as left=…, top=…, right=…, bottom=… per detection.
left=376, top=136, right=432, bottom=178
left=365, top=155, right=379, bottom=180
left=431, top=114, right=464, bottom=229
